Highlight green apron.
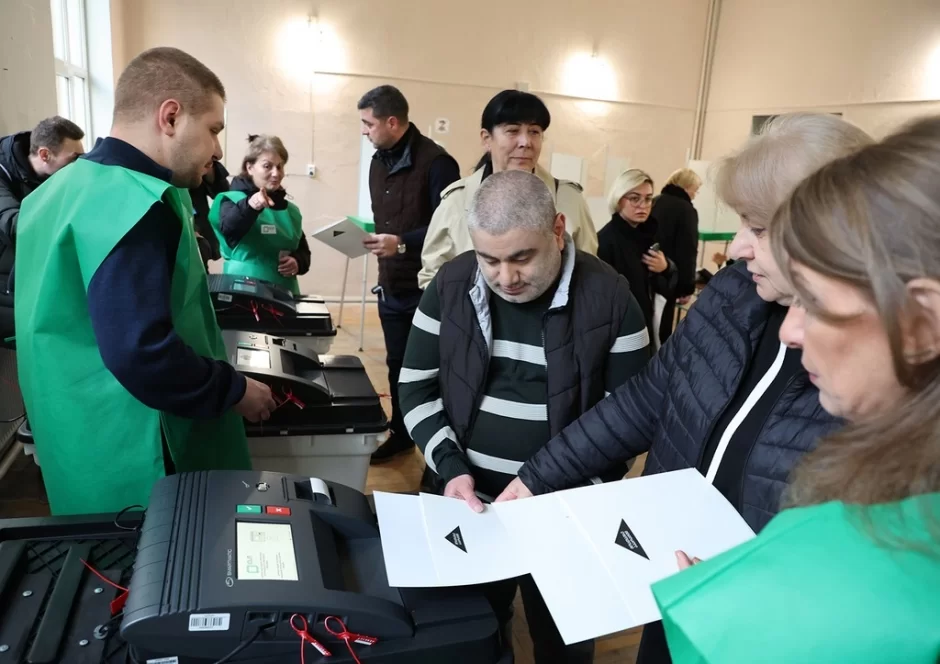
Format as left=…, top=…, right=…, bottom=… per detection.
left=14, top=158, right=250, bottom=516
left=208, top=191, right=304, bottom=295
left=653, top=494, right=940, bottom=663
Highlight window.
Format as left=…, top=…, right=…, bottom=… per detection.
left=50, top=0, right=90, bottom=146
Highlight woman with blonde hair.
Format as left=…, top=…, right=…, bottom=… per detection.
left=208, top=134, right=311, bottom=295
left=598, top=168, right=676, bottom=338
left=494, top=113, right=873, bottom=663
left=652, top=168, right=702, bottom=344
left=653, top=114, right=940, bottom=663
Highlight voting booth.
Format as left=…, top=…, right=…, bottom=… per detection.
left=209, top=274, right=337, bottom=354
left=223, top=331, right=387, bottom=492
left=0, top=471, right=505, bottom=663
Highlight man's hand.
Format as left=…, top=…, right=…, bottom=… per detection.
left=278, top=255, right=299, bottom=277
left=677, top=295, right=693, bottom=306
left=494, top=476, right=534, bottom=502
left=444, top=474, right=484, bottom=513
left=248, top=189, right=273, bottom=211
left=642, top=249, right=668, bottom=274
left=675, top=550, right=703, bottom=570
left=363, top=233, right=400, bottom=258
left=234, top=377, right=277, bottom=422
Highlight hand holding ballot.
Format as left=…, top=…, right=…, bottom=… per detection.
left=444, top=474, right=485, bottom=513
left=362, top=232, right=401, bottom=258
left=494, top=476, right=534, bottom=502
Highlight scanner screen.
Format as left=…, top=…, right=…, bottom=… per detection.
left=233, top=282, right=257, bottom=293
left=236, top=522, right=300, bottom=581
left=236, top=348, right=271, bottom=369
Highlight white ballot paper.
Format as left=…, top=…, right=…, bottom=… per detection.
left=311, top=217, right=372, bottom=259
left=375, top=469, right=755, bottom=644
left=373, top=491, right=527, bottom=587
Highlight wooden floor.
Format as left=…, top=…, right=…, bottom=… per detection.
left=0, top=302, right=644, bottom=663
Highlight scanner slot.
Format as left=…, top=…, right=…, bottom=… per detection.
left=278, top=349, right=321, bottom=376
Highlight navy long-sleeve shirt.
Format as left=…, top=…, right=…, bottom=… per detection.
left=84, top=137, right=246, bottom=418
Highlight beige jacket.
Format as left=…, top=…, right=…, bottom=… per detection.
left=418, top=165, right=598, bottom=289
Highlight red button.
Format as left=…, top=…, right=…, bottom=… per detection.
left=266, top=506, right=291, bottom=516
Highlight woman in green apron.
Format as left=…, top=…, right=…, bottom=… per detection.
left=209, top=134, right=310, bottom=295
left=652, top=116, right=940, bottom=663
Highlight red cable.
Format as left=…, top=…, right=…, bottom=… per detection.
left=81, top=559, right=129, bottom=615
left=290, top=614, right=331, bottom=663
left=81, top=559, right=128, bottom=592
left=324, top=616, right=378, bottom=664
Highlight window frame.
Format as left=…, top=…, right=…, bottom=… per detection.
left=51, top=0, right=92, bottom=145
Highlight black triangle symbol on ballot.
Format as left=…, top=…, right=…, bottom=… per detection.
left=615, top=519, right=649, bottom=559
left=445, top=526, right=467, bottom=553
left=333, top=230, right=345, bottom=237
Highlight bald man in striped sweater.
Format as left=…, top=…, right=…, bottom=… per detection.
left=398, top=170, right=650, bottom=663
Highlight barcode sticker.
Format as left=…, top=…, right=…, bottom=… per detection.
left=188, top=613, right=231, bottom=632
left=218, top=293, right=233, bottom=303
left=146, top=658, right=180, bottom=664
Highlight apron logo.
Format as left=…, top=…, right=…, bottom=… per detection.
left=445, top=526, right=467, bottom=553
left=614, top=519, right=648, bottom=559
left=261, top=224, right=277, bottom=235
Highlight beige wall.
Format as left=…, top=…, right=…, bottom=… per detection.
left=702, top=0, right=940, bottom=159
left=0, top=0, right=57, bottom=135
left=118, top=0, right=708, bottom=297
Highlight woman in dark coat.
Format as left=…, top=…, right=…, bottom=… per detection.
left=493, top=114, right=874, bottom=663
left=652, top=168, right=702, bottom=345
left=597, top=168, right=676, bottom=340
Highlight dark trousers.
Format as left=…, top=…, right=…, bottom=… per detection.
left=659, top=296, right=677, bottom=346
left=0, top=305, right=13, bottom=346
left=636, top=620, right=672, bottom=664
left=482, top=575, right=595, bottom=664
left=377, top=288, right=423, bottom=440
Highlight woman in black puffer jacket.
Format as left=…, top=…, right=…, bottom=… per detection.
left=494, top=114, right=873, bottom=664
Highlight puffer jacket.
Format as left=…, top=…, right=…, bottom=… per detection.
left=518, top=261, right=843, bottom=532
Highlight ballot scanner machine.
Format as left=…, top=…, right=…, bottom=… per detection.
left=0, top=471, right=504, bottom=663
left=223, top=331, right=387, bottom=492
left=209, top=274, right=337, bottom=354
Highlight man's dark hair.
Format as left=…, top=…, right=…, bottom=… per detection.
left=29, top=116, right=84, bottom=155
left=357, top=85, right=409, bottom=123
left=114, top=47, right=226, bottom=122
left=481, top=90, right=551, bottom=132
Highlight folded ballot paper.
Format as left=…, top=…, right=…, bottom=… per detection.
left=374, top=469, right=755, bottom=645
left=310, top=216, right=374, bottom=259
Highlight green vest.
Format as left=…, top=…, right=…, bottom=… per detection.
left=14, top=158, right=250, bottom=516
left=208, top=191, right=304, bottom=295
left=653, top=494, right=940, bottom=663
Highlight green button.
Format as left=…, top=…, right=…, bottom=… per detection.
left=237, top=505, right=262, bottom=514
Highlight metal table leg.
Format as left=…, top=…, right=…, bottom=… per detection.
left=359, top=257, right=369, bottom=352
left=337, top=256, right=350, bottom=328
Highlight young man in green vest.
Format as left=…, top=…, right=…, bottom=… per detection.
left=14, top=47, right=276, bottom=516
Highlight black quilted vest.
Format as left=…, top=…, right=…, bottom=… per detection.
left=369, top=126, right=450, bottom=294
left=436, top=249, right=635, bottom=453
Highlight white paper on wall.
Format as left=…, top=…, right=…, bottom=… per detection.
left=550, top=153, right=588, bottom=187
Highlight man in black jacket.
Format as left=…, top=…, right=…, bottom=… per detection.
left=399, top=170, right=650, bottom=663
left=358, top=85, right=460, bottom=462
left=0, top=116, right=85, bottom=339
left=190, top=158, right=229, bottom=270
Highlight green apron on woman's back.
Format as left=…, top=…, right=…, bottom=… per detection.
left=653, top=494, right=940, bottom=663
left=208, top=191, right=304, bottom=294
left=14, top=158, right=250, bottom=516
